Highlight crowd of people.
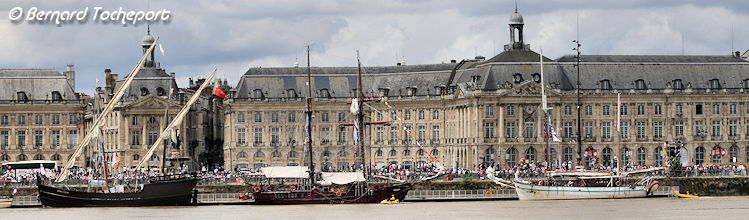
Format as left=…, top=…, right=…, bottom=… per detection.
left=3, top=161, right=749, bottom=187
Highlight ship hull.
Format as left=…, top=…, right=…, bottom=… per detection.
left=38, top=177, right=198, bottom=207
left=513, top=181, right=649, bottom=200
left=253, top=183, right=412, bottom=205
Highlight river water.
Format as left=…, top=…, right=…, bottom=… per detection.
left=4, top=196, right=748, bottom=219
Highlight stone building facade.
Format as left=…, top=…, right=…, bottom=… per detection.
left=0, top=66, right=87, bottom=166
left=224, top=8, right=749, bottom=171
left=93, top=31, right=225, bottom=170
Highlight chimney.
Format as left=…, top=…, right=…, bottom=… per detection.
left=64, top=64, right=75, bottom=90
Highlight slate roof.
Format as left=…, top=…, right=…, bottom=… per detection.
left=237, top=64, right=457, bottom=99
left=235, top=50, right=749, bottom=98
left=0, top=69, right=78, bottom=101
left=113, top=67, right=178, bottom=100
left=556, top=55, right=747, bottom=63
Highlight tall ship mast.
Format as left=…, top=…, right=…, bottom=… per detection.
left=251, top=48, right=443, bottom=205
left=36, top=37, right=213, bottom=207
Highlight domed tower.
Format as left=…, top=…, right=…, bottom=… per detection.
left=508, top=1, right=526, bottom=50
left=142, top=26, right=156, bottom=67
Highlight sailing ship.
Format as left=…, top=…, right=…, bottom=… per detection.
left=252, top=48, right=442, bottom=205
left=36, top=37, right=215, bottom=207
left=487, top=48, right=662, bottom=200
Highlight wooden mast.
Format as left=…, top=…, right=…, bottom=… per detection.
left=161, top=87, right=172, bottom=174
left=356, top=51, right=366, bottom=177
left=305, top=45, right=315, bottom=181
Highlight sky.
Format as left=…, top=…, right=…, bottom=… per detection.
left=1, top=0, right=748, bottom=96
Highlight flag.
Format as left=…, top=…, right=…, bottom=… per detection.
left=169, top=87, right=174, bottom=96
left=112, top=154, right=120, bottom=169
left=96, top=77, right=100, bottom=85
left=548, top=116, right=561, bottom=142
left=39, top=163, right=46, bottom=175
left=159, top=43, right=165, bottom=56
left=353, top=121, right=359, bottom=145
left=213, top=78, right=227, bottom=99
left=12, top=188, right=17, bottom=195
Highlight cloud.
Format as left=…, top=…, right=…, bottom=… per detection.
left=1, top=1, right=748, bottom=96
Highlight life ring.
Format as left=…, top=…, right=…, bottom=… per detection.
left=335, top=191, right=342, bottom=197
left=253, top=186, right=261, bottom=192
left=484, top=190, right=492, bottom=197
left=290, top=185, right=297, bottom=192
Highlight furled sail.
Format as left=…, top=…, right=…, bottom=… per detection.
left=55, top=37, right=159, bottom=183
left=134, top=69, right=217, bottom=170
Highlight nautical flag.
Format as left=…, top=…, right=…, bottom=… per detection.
left=12, top=188, right=17, bottom=195
left=159, top=43, right=165, bottom=56
left=169, top=87, right=174, bottom=96
left=304, top=114, right=310, bottom=144
left=96, top=77, right=100, bottom=85
left=213, top=78, right=228, bottom=99
left=548, top=116, right=561, bottom=142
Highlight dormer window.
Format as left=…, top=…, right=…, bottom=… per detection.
left=709, top=79, right=721, bottom=89
left=378, top=88, right=390, bottom=97
left=673, top=79, right=684, bottom=90
left=600, top=80, right=612, bottom=90
left=140, top=88, right=150, bottom=96
left=532, top=73, right=541, bottom=83
left=253, top=89, right=264, bottom=99
left=17, top=91, right=28, bottom=101
left=156, top=87, right=166, bottom=96
left=319, top=88, right=330, bottom=98
left=471, top=75, right=481, bottom=83
left=286, top=89, right=296, bottom=99
left=744, top=79, right=749, bottom=89
left=406, top=87, right=417, bottom=96
left=513, top=73, right=523, bottom=83
left=434, top=86, right=445, bottom=95
left=635, top=79, right=646, bottom=90
left=51, top=91, right=62, bottom=101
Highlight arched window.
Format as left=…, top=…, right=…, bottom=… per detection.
left=635, top=79, right=646, bottom=90
left=673, top=79, right=684, bottom=90
left=523, top=118, right=535, bottom=138
left=746, top=146, right=749, bottom=163
left=132, top=154, right=140, bottom=161
left=319, top=89, right=330, bottom=98
left=525, top=147, right=536, bottom=162
left=621, top=147, right=631, bottom=166
left=584, top=146, right=595, bottom=167
left=431, top=149, right=439, bottom=156
left=156, top=87, right=166, bottom=96
left=600, top=80, right=612, bottom=90
left=253, top=89, right=264, bottom=99
left=289, top=151, right=297, bottom=158
left=238, top=152, right=247, bottom=158
left=602, top=147, right=612, bottom=166
left=729, top=145, right=738, bottom=163
left=418, top=149, right=424, bottom=156
left=287, top=89, right=297, bottom=98
left=506, top=147, right=517, bottom=167
left=389, top=149, right=397, bottom=157
left=654, top=147, right=663, bottom=166
left=485, top=148, right=495, bottom=163
left=637, top=147, right=646, bottom=166
left=254, top=151, right=264, bottom=158
left=376, top=149, right=383, bottom=157
left=140, top=88, right=150, bottom=96
left=52, top=154, right=61, bottom=161
left=1, top=154, right=8, bottom=161
left=403, top=149, right=411, bottom=156
left=51, top=91, right=62, bottom=101
left=339, top=151, right=348, bottom=157
left=513, top=73, right=523, bottom=83
left=18, top=154, right=27, bottom=161
left=150, top=154, right=159, bottom=162
left=34, top=154, right=44, bottom=160
left=17, top=91, right=28, bottom=102
left=695, top=146, right=705, bottom=165
left=323, top=149, right=331, bottom=157
left=709, top=79, right=721, bottom=89
left=272, top=150, right=280, bottom=158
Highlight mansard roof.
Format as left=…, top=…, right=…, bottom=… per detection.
left=556, top=55, right=747, bottom=63
left=0, top=69, right=78, bottom=101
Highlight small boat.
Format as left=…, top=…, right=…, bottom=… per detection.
left=380, top=195, right=400, bottom=204
left=674, top=191, right=699, bottom=199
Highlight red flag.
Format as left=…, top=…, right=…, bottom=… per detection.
left=213, top=79, right=227, bottom=99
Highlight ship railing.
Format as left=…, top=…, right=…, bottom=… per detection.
left=406, top=189, right=517, bottom=200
